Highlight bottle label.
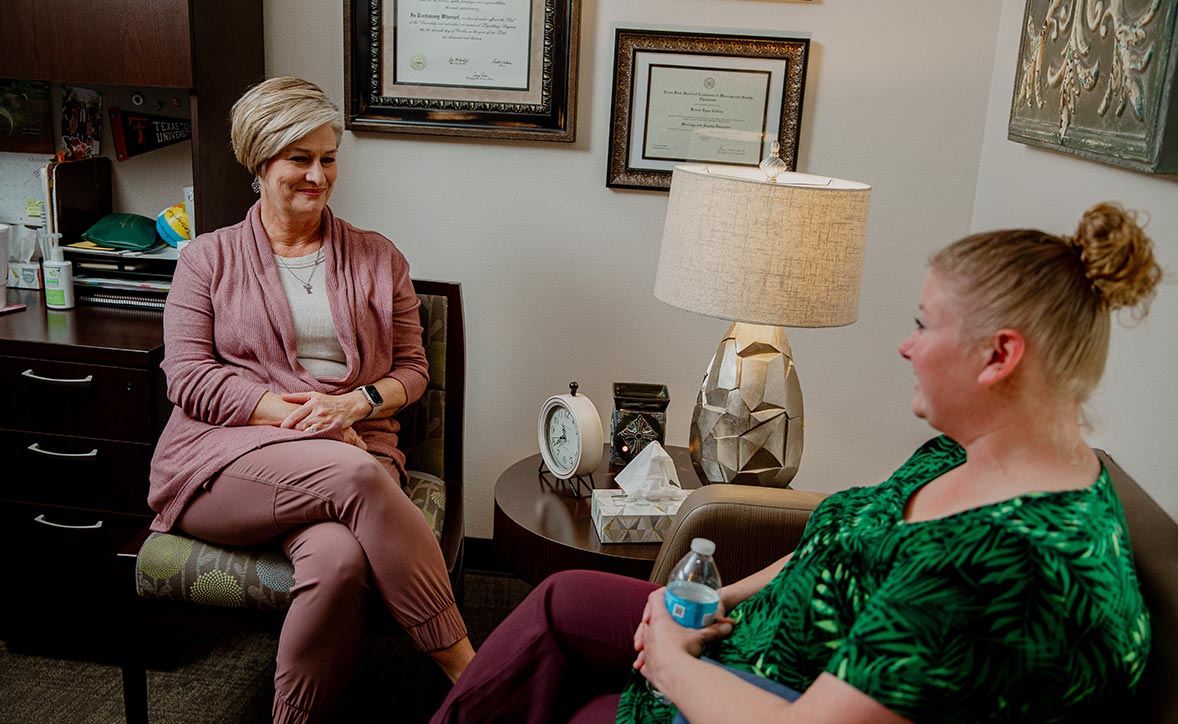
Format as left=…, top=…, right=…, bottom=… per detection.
left=664, top=582, right=719, bottom=629
left=46, top=288, right=65, bottom=305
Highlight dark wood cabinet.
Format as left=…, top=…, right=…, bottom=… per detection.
left=0, top=290, right=166, bottom=653
left=0, top=0, right=192, bottom=87
left=0, top=0, right=264, bottom=234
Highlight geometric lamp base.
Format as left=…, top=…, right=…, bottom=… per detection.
left=689, top=322, right=803, bottom=487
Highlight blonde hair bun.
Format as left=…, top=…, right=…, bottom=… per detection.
left=1070, top=202, right=1162, bottom=314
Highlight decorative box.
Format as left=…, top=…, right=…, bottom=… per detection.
left=591, top=489, right=684, bottom=544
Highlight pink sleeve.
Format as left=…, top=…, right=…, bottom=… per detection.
left=161, top=248, right=270, bottom=426
left=385, top=258, right=429, bottom=406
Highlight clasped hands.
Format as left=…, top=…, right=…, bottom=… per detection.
left=632, top=587, right=736, bottom=697
left=279, top=390, right=369, bottom=449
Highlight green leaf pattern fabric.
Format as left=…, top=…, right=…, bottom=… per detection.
left=617, top=436, right=1150, bottom=723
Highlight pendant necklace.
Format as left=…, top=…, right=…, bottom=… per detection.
left=275, top=248, right=324, bottom=294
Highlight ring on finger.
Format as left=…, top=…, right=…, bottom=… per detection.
left=308, top=424, right=318, bottom=433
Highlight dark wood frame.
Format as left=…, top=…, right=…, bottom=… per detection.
left=607, top=28, right=809, bottom=191
left=343, top=0, right=581, bottom=142
left=400, top=279, right=466, bottom=587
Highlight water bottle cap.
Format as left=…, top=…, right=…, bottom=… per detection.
left=690, top=537, right=715, bottom=556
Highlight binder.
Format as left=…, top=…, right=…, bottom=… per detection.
left=76, top=292, right=165, bottom=311
left=48, top=157, right=113, bottom=241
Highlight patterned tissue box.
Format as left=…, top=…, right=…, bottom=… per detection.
left=591, top=489, right=685, bottom=544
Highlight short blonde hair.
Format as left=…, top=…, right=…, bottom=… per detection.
left=931, top=203, right=1162, bottom=403
left=230, top=77, right=343, bottom=176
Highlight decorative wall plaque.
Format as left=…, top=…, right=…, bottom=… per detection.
left=1008, top=0, right=1178, bottom=173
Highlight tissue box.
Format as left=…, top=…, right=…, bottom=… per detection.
left=591, top=489, right=685, bottom=544
left=7, top=262, right=42, bottom=289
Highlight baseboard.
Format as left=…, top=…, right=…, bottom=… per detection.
left=464, top=537, right=512, bottom=576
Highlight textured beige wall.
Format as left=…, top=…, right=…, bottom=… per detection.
left=973, top=0, right=1178, bottom=519
left=261, top=0, right=1004, bottom=537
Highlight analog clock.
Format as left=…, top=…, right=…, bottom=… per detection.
left=537, top=382, right=603, bottom=480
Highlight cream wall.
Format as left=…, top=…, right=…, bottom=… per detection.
left=263, top=0, right=1004, bottom=537
left=972, top=0, right=1178, bottom=519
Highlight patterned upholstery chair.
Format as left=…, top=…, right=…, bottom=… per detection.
left=118, top=279, right=465, bottom=724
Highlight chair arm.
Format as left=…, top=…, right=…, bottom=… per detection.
left=649, top=485, right=829, bottom=584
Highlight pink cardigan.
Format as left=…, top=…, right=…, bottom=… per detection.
left=147, top=202, right=429, bottom=532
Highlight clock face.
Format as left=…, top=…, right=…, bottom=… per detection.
left=544, top=404, right=581, bottom=473
left=537, top=389, right=603, bottom=480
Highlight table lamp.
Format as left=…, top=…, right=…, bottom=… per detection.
left=654, top=163, right=871, bottom=486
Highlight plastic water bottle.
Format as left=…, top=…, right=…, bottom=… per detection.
left=664, top=537, right=722, bottom=628
left=648, top=537, right=722, bottom=702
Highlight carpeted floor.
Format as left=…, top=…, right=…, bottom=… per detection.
left=0, top=572, right=532, bottom=724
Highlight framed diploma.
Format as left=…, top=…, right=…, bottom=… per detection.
left=607, top=29, right=809, bottom=190
left=344, top=0, right=581, bottom=142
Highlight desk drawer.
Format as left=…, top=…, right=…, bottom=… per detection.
left=0, top=501, right=147, bottom=553
left=0, top=501, right=149, bottom=650
left=0, top=355, right=154, bottom=441
left=0, top=430, right=152, bottom=514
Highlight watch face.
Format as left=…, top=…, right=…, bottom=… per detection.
left=364, top=385, right=384, bottom=406
left=544, top=404, right=581, bottom=474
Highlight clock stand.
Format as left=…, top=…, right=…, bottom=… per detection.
left=537, top=461, right=597, bottom=498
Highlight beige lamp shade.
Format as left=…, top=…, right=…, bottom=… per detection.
left=655, top=165, right=872, bottom=328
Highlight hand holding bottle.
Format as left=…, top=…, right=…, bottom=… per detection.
left=637, top=538, right=735, bottom=701
left=633, top=586, right=735, bottom=673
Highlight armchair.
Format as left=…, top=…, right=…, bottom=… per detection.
left=650, top=450, right=1177, bottom=724
left=118, top=279, right=466, bottom=724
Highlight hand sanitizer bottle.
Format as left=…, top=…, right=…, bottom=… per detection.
left=43, top=245, right=75, bottom=310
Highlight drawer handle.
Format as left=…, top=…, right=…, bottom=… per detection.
left=34, top=515, right=104, bottom=530
left=27, top=443, right=98, bottom=459
left=21, top=369, right=95, bottom=386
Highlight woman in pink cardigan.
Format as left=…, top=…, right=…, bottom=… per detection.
left=148, top=77, right=473, bottom=723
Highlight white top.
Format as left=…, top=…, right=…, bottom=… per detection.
left=691, top=538, right=716, bottom=556
left=273, top=248, right=348, bottom=380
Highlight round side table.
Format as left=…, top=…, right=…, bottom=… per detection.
left=493, top=445, right=700, bottom=585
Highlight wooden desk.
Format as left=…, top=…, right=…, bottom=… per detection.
left=493, top=445, right=701, bottom=585
left=0, top=289, right=166, bottom=654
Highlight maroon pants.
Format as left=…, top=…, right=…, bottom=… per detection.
left=430, top=569, right=657, bottom=724
left=177, top=440, right=466, bottom=724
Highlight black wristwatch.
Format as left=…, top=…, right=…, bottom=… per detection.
left=359, top=384, right=384, bottom=418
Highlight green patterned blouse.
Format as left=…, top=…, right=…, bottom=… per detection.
left=617, top=436, right=1150, bottom=723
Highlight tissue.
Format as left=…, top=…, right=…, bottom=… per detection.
left=613, top=442, right=687, bottom=502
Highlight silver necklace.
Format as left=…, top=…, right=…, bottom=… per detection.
left=275, top=249, right=324, bottom=294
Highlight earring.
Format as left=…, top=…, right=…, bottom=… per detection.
left=251, top=177, right=261, bottom=194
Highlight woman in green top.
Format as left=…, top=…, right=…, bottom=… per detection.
left=431, top=202, right=1161, bottom=724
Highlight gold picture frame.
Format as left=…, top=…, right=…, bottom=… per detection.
left=607, top=28, right=809, bottom=190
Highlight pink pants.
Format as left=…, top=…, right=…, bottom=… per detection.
left=177, top=439, right=466, bottom=724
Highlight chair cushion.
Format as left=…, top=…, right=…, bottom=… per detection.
left=404, top=469, right=447, bottom=539
left=136, top=470, right=447, bottom=610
